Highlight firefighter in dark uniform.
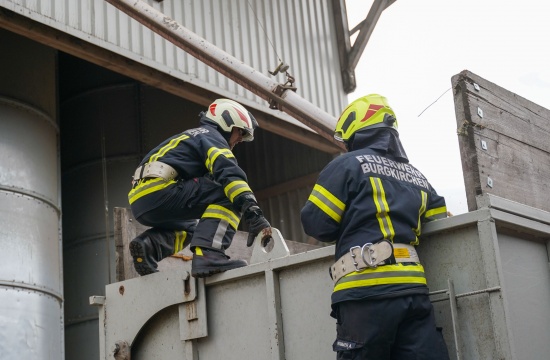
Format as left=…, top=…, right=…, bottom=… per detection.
left=301, top=94, right=450, bottom=359
left=128, top=98, right=271, bottom=278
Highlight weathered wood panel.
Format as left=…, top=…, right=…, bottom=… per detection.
left=452, top=70, right=550, bottom=212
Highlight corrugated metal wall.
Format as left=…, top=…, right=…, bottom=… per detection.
left=1, top=0, right=346, bottom=118
left=235, top=130, right=335, bottom=243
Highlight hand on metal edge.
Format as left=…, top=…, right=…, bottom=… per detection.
left=247, top=226, right=272, bottom=247
left=243, top=204, right=271, bottom=247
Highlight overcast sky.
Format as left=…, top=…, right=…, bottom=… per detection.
left=346, top=0, right=550, bottom=214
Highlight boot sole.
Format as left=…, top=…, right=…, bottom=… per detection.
left=191, top=262, right=247, bottom=278
left=129, top=240, right=158, bottom=276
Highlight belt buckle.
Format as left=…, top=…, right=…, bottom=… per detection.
left=349, top=246, right=363, bottom=271
left=361, top=243, right=378, bottom=268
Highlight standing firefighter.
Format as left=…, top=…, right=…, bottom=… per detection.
left=128, top=98, right=271, bottom=278
left=301, top=94, right=449, bottom=359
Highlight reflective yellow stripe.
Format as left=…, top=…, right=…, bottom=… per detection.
left=173, top=230, right=187, bottom=254
left=150, top=134, right=189, bottom=162
left=334, top=264, right=426, bottom=292
left=205, top=147, right=235, bottom=173
left=308, top=184, right=345, bottom=223
left=425, top=206, right=447, bottom=220
left=412, top=191, right=428, bottom=245
left=370, top=177, right=395, bottom=241
left=202, top=205, right=240, bottom=229
left=224, top=180, right=252, bottom=202
left=128, top=178, right=176, bottom=204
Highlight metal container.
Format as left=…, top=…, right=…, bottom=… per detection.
left=0, top=30, right=61, bottom=360
left=95, top=194, right=550, bottom=360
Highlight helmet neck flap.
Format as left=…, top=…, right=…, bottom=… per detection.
left=348, top=128, right=409, bottom=163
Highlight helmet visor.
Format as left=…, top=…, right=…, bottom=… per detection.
left=333, top=132, right=344, bottom=142
left=241, top=127, right=254, bottom=142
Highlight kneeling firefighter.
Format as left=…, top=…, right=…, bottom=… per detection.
left=301, top=94, right=450, bottom=359
left=128, top=98, right=271, bottom=278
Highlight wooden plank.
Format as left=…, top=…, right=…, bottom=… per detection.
left=114, top=207, right=145, bottom=281
left=452, top=70, right=550, bottom=212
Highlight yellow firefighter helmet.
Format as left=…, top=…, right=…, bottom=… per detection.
left=334, top=94, right=397, bottom=142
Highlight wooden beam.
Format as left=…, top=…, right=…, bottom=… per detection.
left=452, top=70, right=550, bottom=212
left=331, top=0, right=355, bottom=93
left=0, top=7, right=340, bottom=154
left=349, top=0, right=388, bottom=70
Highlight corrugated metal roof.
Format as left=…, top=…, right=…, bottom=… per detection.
left=1, top=0, right=347, bottom=118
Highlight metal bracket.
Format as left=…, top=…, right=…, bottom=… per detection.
left=269, top=76, right=297, bottom=110
left=481, top=139, right=488, bottom=150
left=250, top=228, right=290, bottom=264
left=180, top=277, right=208, bottom=341
left=94, top=265, right=197, bottom=359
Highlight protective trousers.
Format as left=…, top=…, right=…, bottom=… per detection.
left=332, top=294, right=449, bottom=360
left=131, top=176, right=241, bottom=254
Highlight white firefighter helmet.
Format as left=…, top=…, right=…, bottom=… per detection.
left=204, top=99, right=258, bottom=141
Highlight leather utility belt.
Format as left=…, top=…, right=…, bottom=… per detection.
left=133, top=161, right=178, bottom=183
left=330, top=241, right=420, bottom=284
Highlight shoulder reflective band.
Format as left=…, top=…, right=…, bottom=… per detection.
left=150, top=134, right=189, bottom=162
left=205, top=147, right=235, bottom=173
left=307, top=184, right=345, bottom=223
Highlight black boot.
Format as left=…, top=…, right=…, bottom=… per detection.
left=129, top=228, right=175, bottom=276
left=191, top=247, right=247, bottom=278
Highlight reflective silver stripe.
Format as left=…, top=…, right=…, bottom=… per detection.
left=150, top=134, right=189, bottom=162
left=174, top=231, right=187, bottom=254
left=128, top=178, right=176, bottom=204
left=425, top=206, right=447, bottom=220
left=205, top=147, right=234, bottom=173
left=370, top=177, right=394, bottom=241
left=225, top=181, right=251, bottom=202
left=310, top=187, right=344, bottom=221
left=212, top=220, right=229, bottom=249
left=337, top=270, right=426, bottom=285
left=202, top=205, right=240, bottom=229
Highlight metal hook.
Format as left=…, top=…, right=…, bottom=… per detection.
left=268, top=62, right=290, bottom=76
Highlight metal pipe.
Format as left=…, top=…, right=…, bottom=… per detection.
left=447, top=279, right=463, bottom=360
left=104, top=0, right=345, bottom=151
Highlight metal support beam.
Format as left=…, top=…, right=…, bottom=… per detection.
left=349, top=0, right=394, bottom=70
left=332, top=0, right=396, bottom=93
left=105, top=0, right=345, bottom=151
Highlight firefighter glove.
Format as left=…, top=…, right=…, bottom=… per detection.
left=243, top=205, right=271, bottom=247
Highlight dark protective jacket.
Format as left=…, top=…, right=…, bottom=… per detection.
left=301, top=129, right=447, bottom=305
left=128, top=118, right=253, bottom=217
